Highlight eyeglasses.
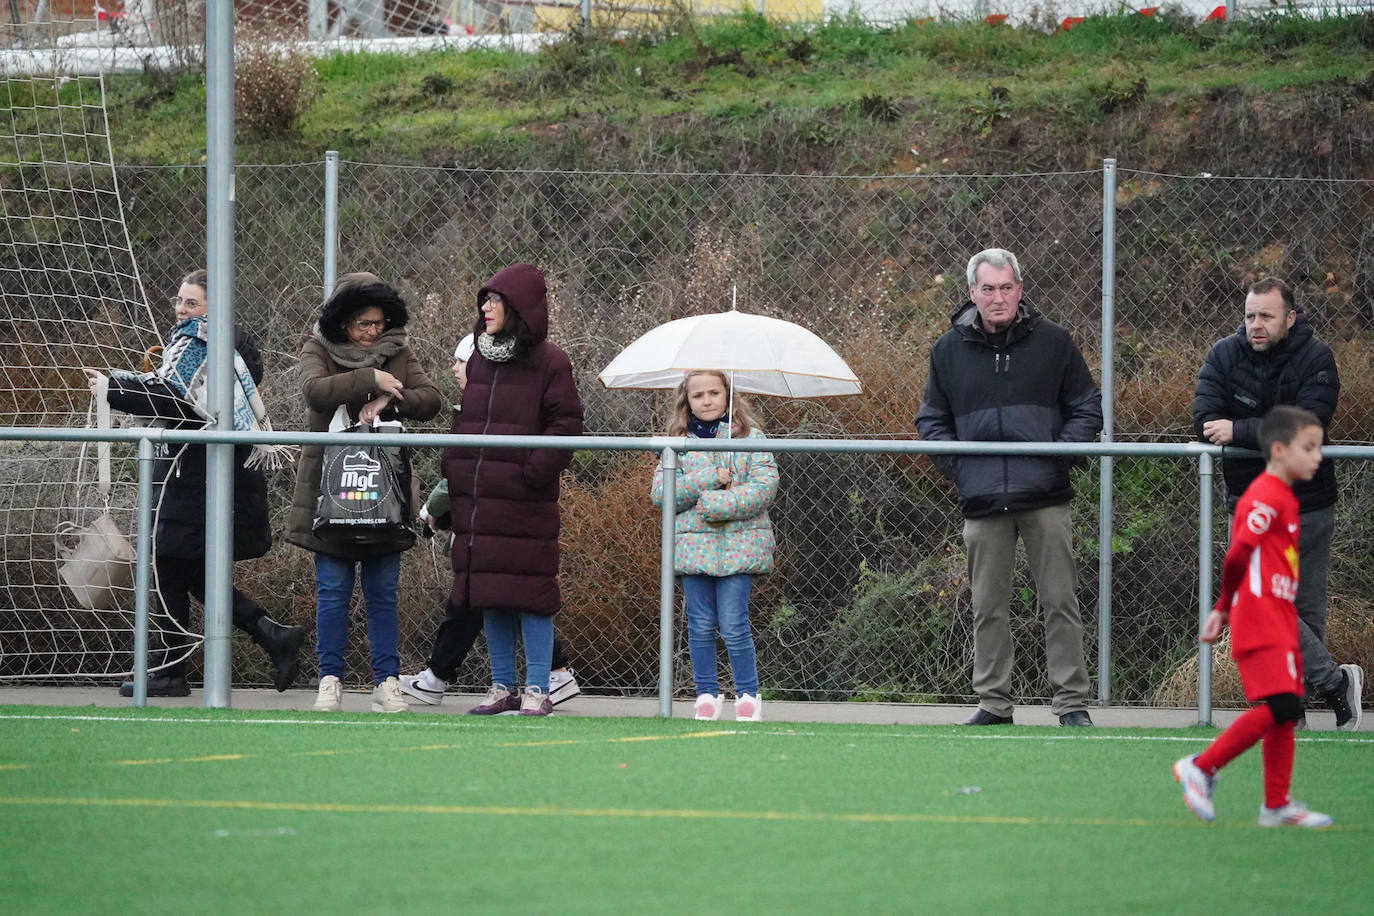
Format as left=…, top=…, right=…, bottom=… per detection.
left=351, top=318, right=387, bottom=331
left=169, top=296, right=204, bottom=309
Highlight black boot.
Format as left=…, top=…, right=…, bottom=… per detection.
left=251, top=615, right=306, bottom=692
left=118, top=673, right=191, bottom=697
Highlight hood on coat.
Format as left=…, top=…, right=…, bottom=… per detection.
left=479, top=263, right=548, bottom=343
left=318, top=271, right=410, bottom=343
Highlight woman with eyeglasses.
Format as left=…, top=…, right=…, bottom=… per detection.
left=81, top=268, right=305, bottom=698
left=286, top=272, right=441, bottom=713
left=420, top=263, right=583, bottom=716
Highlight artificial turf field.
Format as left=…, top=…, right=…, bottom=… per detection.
left=1, top=707, right=1370, bottom=914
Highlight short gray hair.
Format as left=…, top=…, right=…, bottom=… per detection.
left=966, top=248, right=1023, bottom=288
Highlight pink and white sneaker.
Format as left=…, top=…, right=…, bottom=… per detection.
left=467, top=684, right=520, bottom=715
left=694, top=693, right=722, bottom=720
left=735, top=693, right=763, bottom=722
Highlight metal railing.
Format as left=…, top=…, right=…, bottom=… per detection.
left=10, top=423, right=1367, bottom=721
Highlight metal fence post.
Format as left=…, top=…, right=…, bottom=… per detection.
left=202, top=0, right=235, bottom=710
left=308, top=0, right=327, bottom=39
left=1098, top=158, right=1117, bottom=705
left=323, top=150, right=339, bottom=302
left=580, top=0, right=590, bottom=28
left=658, top=445, right=678, bottom=717
left=1196, top=450, right=1215, bottom=727
left=131, top=435, right=155, bottom=707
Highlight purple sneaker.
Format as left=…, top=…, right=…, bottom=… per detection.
left=468, top=684, right=520, bottom=715
left=519, top=686, right=553, bottom=716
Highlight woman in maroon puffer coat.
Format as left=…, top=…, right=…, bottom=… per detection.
left=430, top=263, right=583, bottom=716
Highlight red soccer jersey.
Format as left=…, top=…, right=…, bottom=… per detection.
left=1216, top=471, right=1301, bottom=656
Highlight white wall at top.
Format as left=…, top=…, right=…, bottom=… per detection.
left=820, top=0, right=1373, bottom=23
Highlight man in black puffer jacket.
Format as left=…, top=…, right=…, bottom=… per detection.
left=918, top=248, right=1103, bottom=728
left=1194, top=276, right=1362, bottom=731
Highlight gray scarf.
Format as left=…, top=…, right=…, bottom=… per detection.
left=477, top=332, right=517, bottom=362
left=313, top=324, right=409, bottom=368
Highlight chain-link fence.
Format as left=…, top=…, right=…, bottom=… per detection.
left=5, top=157, right=1374, bottom=705
left=92, top=161, right=1374, bottom=704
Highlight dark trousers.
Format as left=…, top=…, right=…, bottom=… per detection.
left=426, top=601, right=568, bottom=682
left=154, top=554, right=266, bottom=677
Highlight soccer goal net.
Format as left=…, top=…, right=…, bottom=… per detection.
left=1, top=3, right=173, bottom=680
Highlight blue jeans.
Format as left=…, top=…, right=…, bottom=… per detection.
left=682, top=574, right=759, bottom=697
left=483, top=610, right=554, bottom=694
left=314, top=552, right=401, bottom=685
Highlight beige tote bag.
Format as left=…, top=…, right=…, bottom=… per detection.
left=56, top=374, right=136, bottom=610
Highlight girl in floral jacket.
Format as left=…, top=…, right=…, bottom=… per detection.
left=652, top=370, right=779, bottom=722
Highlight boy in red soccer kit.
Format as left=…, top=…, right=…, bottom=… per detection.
left=1173, top=405, right=1333, bottom=828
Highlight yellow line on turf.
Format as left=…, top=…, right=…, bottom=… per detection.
left=500, top=730, right=736, bottom=748
left=10, top=730, right=742, bottom=772
left=0, top=794, right=1359, bottom=831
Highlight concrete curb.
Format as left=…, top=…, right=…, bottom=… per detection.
left=2, top=686, right=1362, bottom=730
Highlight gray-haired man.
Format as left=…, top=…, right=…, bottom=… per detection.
left=917, top=248, right=1103, bottom=726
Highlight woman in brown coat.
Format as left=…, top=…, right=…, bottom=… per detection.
left=286, top=273, right=441, bottom=713
left=416, top=263, right=583, bottom=717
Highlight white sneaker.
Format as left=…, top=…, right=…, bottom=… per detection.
left=313, top=675, right=342, bottom=712
left=694, top=693, right=722, bottom=721
left=1336, top=663, right=1364, bottom=732
left=735, top=693, right=763, bottom=722
left=1258, top=801, right=1333, bottom=828
left=399, top=668, right=447, bottom=706
left=1172, top=755, right=1215, bottom=822
left=371, top=676, right=408, bottom=714
left=549, top=668, right=581, bottom=706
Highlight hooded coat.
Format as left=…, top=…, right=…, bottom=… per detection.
left=1192, top=312, right=1339, bottom=512
left=105, top=325, right=271, bottom=561
left=915, top=299, right=1103, bottom=519
left=286, top=273, right=441, bottom=560
left=443, top=263, right=584, bottom=615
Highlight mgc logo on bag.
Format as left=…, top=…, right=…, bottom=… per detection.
left=320, top=447, right=395, bottom=524
left=339, top=451, right=382, bottom=500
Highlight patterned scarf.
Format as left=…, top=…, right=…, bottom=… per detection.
left=128, top=317, right=292, bottom=469
left=477, top=332, right=517, bottom=362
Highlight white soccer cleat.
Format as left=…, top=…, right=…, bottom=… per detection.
left=1173, top=755, right=1215, bottom=822
left=1258, top=801, right=1333, bottom=828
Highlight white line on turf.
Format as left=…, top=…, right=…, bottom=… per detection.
left=0, top=713, right=1368, bottom=743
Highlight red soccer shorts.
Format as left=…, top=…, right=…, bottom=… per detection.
left=1235, top=646, right=1303, bottom=703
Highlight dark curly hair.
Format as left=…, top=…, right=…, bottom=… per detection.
left=318, top=272, right=410, bottom=344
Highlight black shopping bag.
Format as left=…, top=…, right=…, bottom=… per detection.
left=313, top=423, right=414, bottom=546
